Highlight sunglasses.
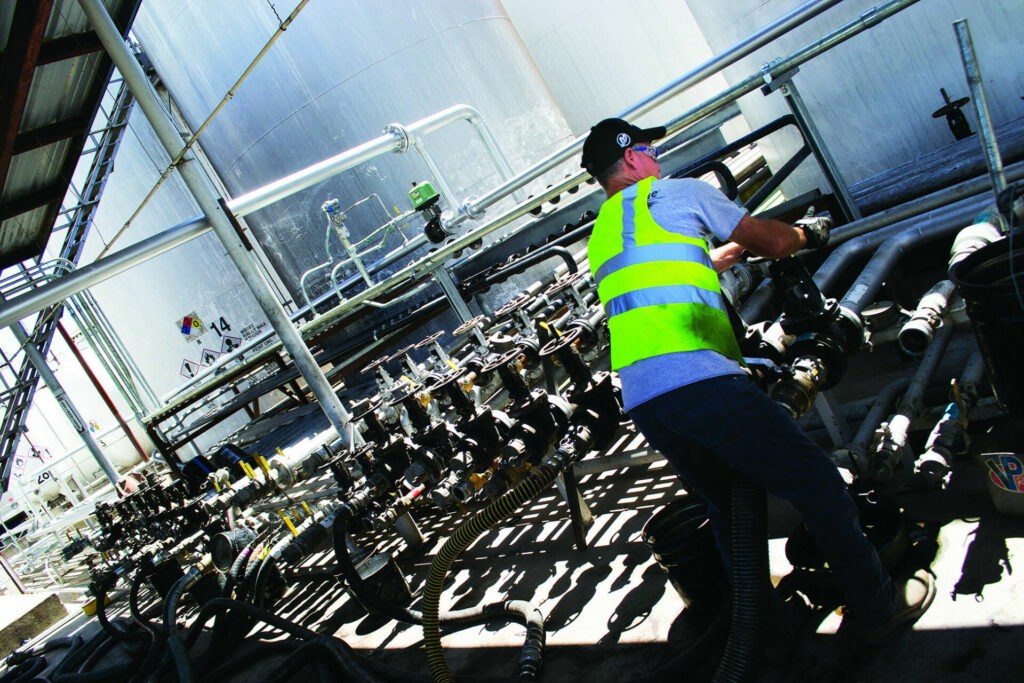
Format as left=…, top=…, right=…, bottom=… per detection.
left=632, top=145, right=660, bottom=160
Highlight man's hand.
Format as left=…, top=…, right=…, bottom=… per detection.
left=795, top=210, right=832, bottom=249
left=710, top=242, right=746, bottom=273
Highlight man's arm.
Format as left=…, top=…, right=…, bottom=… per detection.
left=710, top=242, right=746, bottom=273
left=727, top=214, right=808, bottom=259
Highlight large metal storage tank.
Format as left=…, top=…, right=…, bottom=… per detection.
left=680, top=0, right=1024, bottom=197
left=131, top=0, right=576, bottom=302
left=76, top=100, right=273, bottom=448
left=500, top=0, right=745, bottom=137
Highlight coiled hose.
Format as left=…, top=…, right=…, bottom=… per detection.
left=422, top=456, right=564, bottom=682
left=713, top=471, right=767, bottom=683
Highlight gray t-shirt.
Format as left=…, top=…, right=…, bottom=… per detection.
left=617, top=177, right=748, bottom=411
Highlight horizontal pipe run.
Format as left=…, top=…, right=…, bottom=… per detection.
left=0, top=217, right=209, bottom=329
left=838, top=205, right=987, bottom=314
left=453, top=0, right=843, bottom=226
left=660, top=0, right=921, bottom=140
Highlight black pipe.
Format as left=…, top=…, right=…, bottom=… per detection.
left=465, top=245, right=578, bottom=296
left=672, top=115, right=799, bottom=180
left=714, top=472, right=767, bottom=683
left=744, top=145, right=812, bottom=212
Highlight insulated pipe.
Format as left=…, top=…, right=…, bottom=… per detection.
left=954, top=19, right=1007, bottom=206
left=78, top=0, right=355, bottom=446
left=450, top=0, right=844, bottom=228
left=838, top=203, right=992, bottom=314
left=834, top=377, right=910, bottom=473
left=740, top=161, right=1024, bottom=323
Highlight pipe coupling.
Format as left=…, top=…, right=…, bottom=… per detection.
left=384, top=123, right=410, bottom=153
left=460, top=196, right=486, bottom=220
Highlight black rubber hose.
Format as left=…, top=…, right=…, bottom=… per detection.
left=253, top=555, right=277, bottom=608
left=95, top=589, right=147, bottom=644
left=333, top=515, right=545, bottom=638
left=166, top=635, right=196, bottom=683
left=162, top=573, right=192, bottom=638
left=195, top=640, right=297, bottom=683
left=262, top=637, right=376, bottom=683
left=713, top=472, right=767, bottom=683
left=6, top=636, right=81, bottom=665
left=224, top=542, right=255, bottom=597
left=129, top=571, right=158, bottom=636
left=0, top=656, right=47, bottom=683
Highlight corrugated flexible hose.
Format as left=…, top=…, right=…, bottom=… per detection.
left=422, top=457, right=562, bottom=682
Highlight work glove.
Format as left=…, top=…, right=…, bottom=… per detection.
left=796, top=208, right=832, bottom=249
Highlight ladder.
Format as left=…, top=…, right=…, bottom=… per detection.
left=0, top=77, right=135, bottom=489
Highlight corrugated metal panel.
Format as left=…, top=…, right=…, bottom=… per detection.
left=0, top=0, right=141, bottom=269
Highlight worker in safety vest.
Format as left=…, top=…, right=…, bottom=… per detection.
left=581, top=118, right=934, bottom=647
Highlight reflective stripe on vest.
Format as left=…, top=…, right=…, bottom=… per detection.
left=587, top=177, right=743, bottom=370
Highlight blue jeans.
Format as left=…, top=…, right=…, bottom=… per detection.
left=628, top=374, right=898, bottom=626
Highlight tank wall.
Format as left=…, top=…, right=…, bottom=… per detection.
left=76, top=104, right=269, bottom=445
left=132, top=0, right=576, bottom=301
left=682, top=0, right=1024, bottom=195
left=499, top=0, right=743, bottom=137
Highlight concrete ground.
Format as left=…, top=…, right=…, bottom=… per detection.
left=4, top=416, right=1022, bottom=682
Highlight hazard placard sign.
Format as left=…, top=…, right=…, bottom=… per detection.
left=181, top=359, right=200, bottom=378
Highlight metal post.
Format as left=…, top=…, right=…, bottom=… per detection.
left=953, top=19, right=1007, bottom=209
left=4, top=316, right=120, bottom=488
left=78, top=0, right=356, bottom=446
left=430, top=266, right=474, bottom=323
left=763, top=70, right=862, bottom=222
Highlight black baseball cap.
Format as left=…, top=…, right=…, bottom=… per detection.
left=581, top=118, right=667, bottom=176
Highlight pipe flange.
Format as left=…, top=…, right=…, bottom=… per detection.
left=384, top=123, right=410, bottom=153
left=460, top=196, right=485, bottom=220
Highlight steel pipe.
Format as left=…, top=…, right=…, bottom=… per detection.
left=78, top=0, right=357, bottom=445
left=954, top=19, right=1007, bottom=205
left=451, top=0, right=844, bottom=228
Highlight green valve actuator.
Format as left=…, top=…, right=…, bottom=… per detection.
left=410, top=181, right=451, bottom=243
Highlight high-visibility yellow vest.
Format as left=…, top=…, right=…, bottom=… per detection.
left=587, top=177, right=744, bottom=370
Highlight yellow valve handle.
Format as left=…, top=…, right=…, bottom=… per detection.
left=240, top=462, right=256, bottom=479
left=445, top=359, right=460, bottom=371
left=277, top=509, right=299, bottom=537
left=212, top=480, right=222, bottom=493
left=302, top=501, right=312, bottom=516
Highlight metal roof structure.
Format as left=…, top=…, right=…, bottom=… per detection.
left=0, top=0, right=140, bottom=269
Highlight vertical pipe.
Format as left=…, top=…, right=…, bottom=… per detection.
left=953, top=19, right=1007, bottom=209
left=57, top=322, right=149, bottom=462
left=78, top=0, right=356, bottom=447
